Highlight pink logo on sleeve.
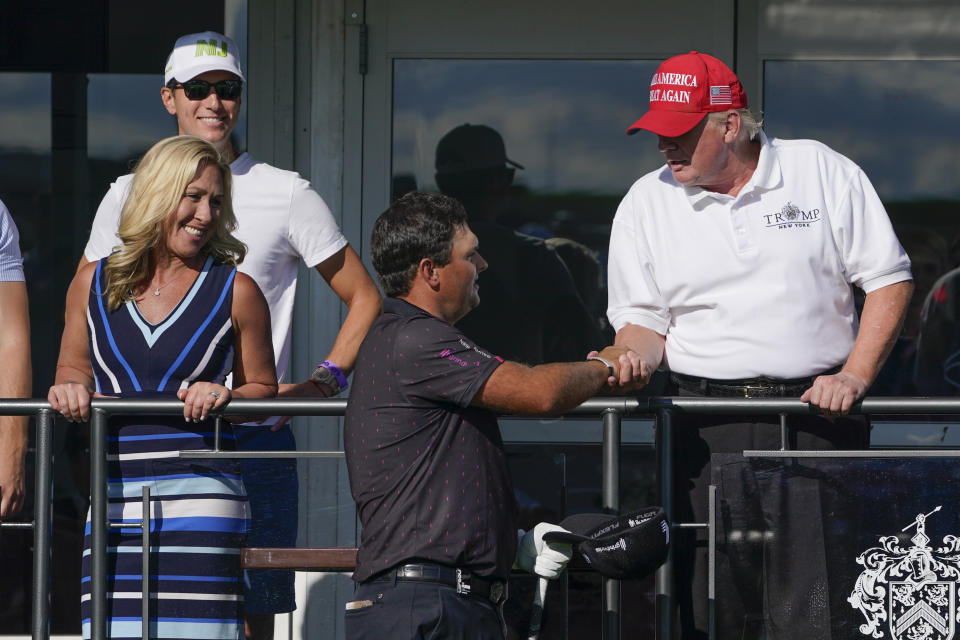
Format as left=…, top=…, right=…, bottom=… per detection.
left=438, top=348, right=468, bottom=367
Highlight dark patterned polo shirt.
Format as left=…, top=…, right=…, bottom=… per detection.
left=344, top=297, right=517, bottom=582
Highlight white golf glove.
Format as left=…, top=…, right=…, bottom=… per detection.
left=515, top=522, right=574, bottom=580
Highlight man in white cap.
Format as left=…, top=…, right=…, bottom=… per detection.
left=607, top=51, right=913, bottom=637
left=80, top=31, right=382, bottom=640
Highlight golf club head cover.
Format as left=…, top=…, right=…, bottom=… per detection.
left=515, top=522, right=574, bottom=579
left=542, top=506, right=669, bottom=580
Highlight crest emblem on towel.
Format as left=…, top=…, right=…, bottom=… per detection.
left=849, top=506, right=960, bottom=640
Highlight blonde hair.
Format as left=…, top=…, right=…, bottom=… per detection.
left=102, top=135, right=246, bottom=310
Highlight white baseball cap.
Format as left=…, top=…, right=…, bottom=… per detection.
left=164, top=31, right=245, bottom=85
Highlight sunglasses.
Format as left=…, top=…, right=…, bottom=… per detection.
left=173, top=79, right=243, bottom=101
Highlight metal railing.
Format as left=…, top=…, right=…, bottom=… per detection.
left=0, top=401, right=54, bottom=640
left=7, top=396, right=960, bottom=640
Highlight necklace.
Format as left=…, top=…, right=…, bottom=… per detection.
left=151, top=270, right=188, bottom=296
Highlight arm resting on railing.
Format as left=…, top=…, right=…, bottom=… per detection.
left=801, top=279, right=913, bottom=415
left=48, top=263, right=97, bottom=423
left=178, top=272, right=278, bottom=423
left=0, top=281, right=30, bottom=518
left=472, top=346, right=630, bottom=416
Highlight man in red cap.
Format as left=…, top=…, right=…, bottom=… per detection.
left=607, top=51, right=913, bottom=637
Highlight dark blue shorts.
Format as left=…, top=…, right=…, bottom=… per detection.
left=235, top=424, right=299, bottom=614
left=344, top=579, right=505, bottom=640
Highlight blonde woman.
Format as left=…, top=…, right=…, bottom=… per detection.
left=49, top=135, right=277, bottom=640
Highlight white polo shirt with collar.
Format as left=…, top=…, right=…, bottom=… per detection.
left=607, top=131, right=912, bottom=380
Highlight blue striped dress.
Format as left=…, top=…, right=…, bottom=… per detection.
left=81, top=256, right=250, bottom=640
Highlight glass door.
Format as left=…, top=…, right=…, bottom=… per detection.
left=351, top=2, right=735, bottom=636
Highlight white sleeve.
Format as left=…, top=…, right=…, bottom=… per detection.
left=83, top=178, right=131, bottom=262
left=829, top=166, right=912, bottom=293
left=286, top=178, right=349, bottom=268
left=605, top=189, right=670, bottom=334
left=0, top=199, right=25, bottom=282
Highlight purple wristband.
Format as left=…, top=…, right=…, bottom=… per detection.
left=319, top=360, right=349, bottom=391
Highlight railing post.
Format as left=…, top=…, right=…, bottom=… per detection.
left=32, top=409, right=54, bottom=640
left=90, top=407, right=108, bottom=640
left=556, top=452, right=570, bottom=640
left=601, top=408, right=622, bottom=640
left=142, top=486, right=151, bottom=640
left=655, top=407, right=673, bottom=640
left=779, top=412, right=789, bottom=451
left=708, top=484, right=717, bottom=640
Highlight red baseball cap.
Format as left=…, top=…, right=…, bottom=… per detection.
left=627, top=51, right=747, bottom=137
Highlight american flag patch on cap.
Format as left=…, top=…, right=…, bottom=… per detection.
left=710, top=85, right=732, bottom=105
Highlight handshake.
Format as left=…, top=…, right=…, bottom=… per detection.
left=588, top=344, right=657, bottom=391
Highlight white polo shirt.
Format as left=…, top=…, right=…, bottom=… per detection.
left=0, top=199, right=25, bottom=282
left=607, top=132, right=912, bottom=380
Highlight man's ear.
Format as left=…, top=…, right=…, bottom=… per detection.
left=417, top=258, right=441, bottom=291
left=723, top=110, right=741, bottom=142
left=161, top=86, right=178, bottom=116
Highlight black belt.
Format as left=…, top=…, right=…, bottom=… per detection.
left=671, top=367, right=840, bottom=398
left=369, top=563, right=508, bottom=605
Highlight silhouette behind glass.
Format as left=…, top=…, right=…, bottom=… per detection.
left=435, top=123, right=603, bottom=364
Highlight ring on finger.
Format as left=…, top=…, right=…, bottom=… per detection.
left=209, top=391, right=221, bottom=399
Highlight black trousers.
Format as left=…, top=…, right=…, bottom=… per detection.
left=344, top=578, right=506, bottom=640
left=670, top=388, right=869, bottom=640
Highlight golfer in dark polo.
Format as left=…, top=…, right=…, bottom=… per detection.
left=343, top=191, right=628, bottom=639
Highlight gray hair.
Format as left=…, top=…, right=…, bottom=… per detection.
left=709, top=108, right=763, bottom=142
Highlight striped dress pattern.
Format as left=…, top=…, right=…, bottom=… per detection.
left=81, top=256, right=250, bottom=640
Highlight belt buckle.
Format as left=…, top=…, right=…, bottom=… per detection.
left=455, top=568, right=471, bottom=596
left=743, top=384, right=767, bottom=398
